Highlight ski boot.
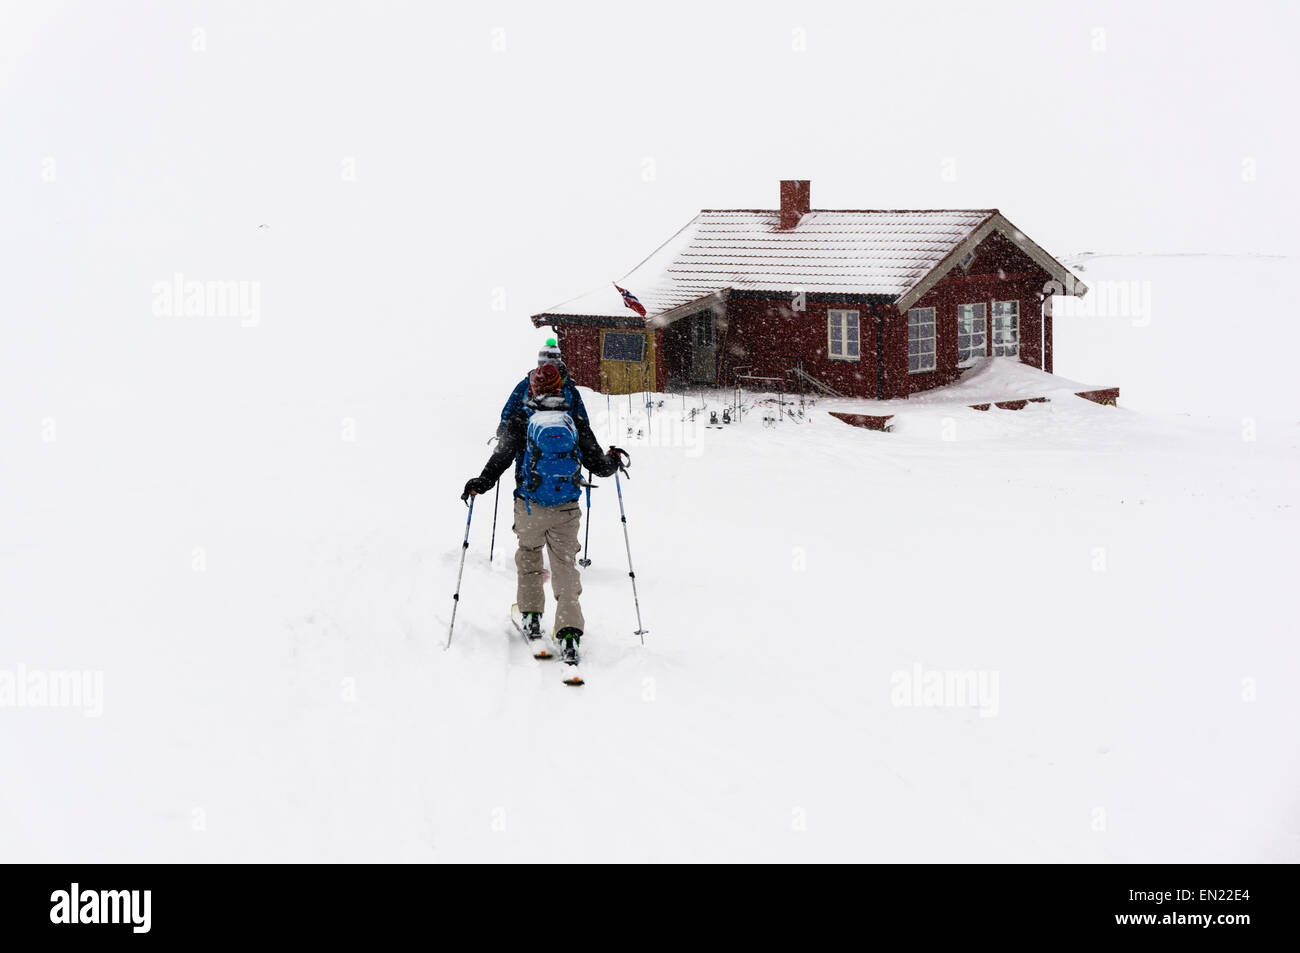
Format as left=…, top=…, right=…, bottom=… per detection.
left=521, top=611, right=543, bottom=640
left=555, top=627, right=582, bottom=665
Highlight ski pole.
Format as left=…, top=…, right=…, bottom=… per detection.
left=488, top=481, right=500, bottom=562
left=484, top=431, right=500, bottom=562
left=445, top=496, right=475, bottom=650
left=579, top=470, right=593, bottom=567
left=613, top=468, right=648, bottom=643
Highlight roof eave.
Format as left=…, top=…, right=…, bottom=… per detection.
left=530, top=312, right=647, bottom=329
left=892, top=211, right=1087, bottom=312
left=645, top=290, right=728, bottom=329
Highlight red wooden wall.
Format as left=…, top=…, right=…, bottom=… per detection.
left=555, top=325, right=602, bottom=390
left=720, top=296, right=879, bottom=397
left=896, top=282, right=1045, bottom=396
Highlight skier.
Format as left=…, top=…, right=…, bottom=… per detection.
left=498, top=338, right=590, bottom=436
left=462, top=363, right=628, bottom=662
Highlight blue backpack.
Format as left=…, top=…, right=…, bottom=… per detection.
left=519, top=409, right=582, bottom=508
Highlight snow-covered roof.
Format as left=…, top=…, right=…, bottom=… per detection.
left=532, top=208, right=1085, bottom=326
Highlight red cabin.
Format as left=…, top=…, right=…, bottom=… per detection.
left=531, top=181, right=1087, bottom=399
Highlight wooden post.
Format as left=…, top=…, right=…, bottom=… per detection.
left=1043, top=295, right=1054, bottom=374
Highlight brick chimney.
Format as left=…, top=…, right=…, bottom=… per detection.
left=779, top=179, right=811, bottom=229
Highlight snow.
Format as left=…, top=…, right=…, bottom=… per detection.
left=6, top=315, right=1297, bottom=860
left=1054, top=252, right=1296, bottom=417
left=2, top=3, right=1298, bottom=863
left=806, top=357, right=1107, bottom=419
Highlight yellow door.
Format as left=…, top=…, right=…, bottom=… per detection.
left=598, top=330, right=655, bottom=395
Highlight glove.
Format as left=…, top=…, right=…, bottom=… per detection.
left=605, top=446, right=630, bottom=473
left=461, top=476, right=493, bottom=502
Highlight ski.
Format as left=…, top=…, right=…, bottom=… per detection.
left=509, top=604, right=556, bottom=660
left=510, top=605, right=584, bottom=679
left=558, top=636, right=584, bottom=686
left=561, top=654, right=584, bottom=687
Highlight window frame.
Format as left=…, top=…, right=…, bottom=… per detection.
left=956, top=302, right=988, bottom=367
left=991, top=300, right=1020, bottom=358
left=907, top=307, right=937, bottom=374
left=826, top=309, right=861, bottom=362
left=600, top=330, right=647, bottom=362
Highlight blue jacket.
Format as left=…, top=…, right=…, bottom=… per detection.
left=498, top=377, right=589, bottom=435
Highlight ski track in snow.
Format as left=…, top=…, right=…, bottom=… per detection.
left=220, top=376, right=1296, bottom=862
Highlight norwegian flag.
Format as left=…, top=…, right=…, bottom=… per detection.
left=614, top=283, right=647, bottom=317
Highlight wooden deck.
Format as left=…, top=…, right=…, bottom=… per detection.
left=830, top=388, right=1120, bottom=432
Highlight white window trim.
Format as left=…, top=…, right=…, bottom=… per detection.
left=907, top=307, right=936, bottom=374
left=826, top=309, right=861, bottom=362
left=991, top=300, right=1020, bottom=359
left=956, top=302, right=988, bottom=368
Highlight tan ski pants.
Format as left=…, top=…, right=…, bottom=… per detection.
left=513, top=496, right=584, bottom=633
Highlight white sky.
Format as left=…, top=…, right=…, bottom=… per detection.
left=1, top=0, right=1296, bottom=365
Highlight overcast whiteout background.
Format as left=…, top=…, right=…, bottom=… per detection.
left=1, top=1, right=1297, bottom=862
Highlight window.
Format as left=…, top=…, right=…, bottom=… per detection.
left=957, top=303, right=987, bottom=365
left=907, top=307, right=936, bottom=373
left=827, top=309, right=860, bottom=361
left=991, top=300, right=1020, bottom=357
left=694, top=312, right=714, bottom=347
left=601, top=331, right=646, bottom=362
